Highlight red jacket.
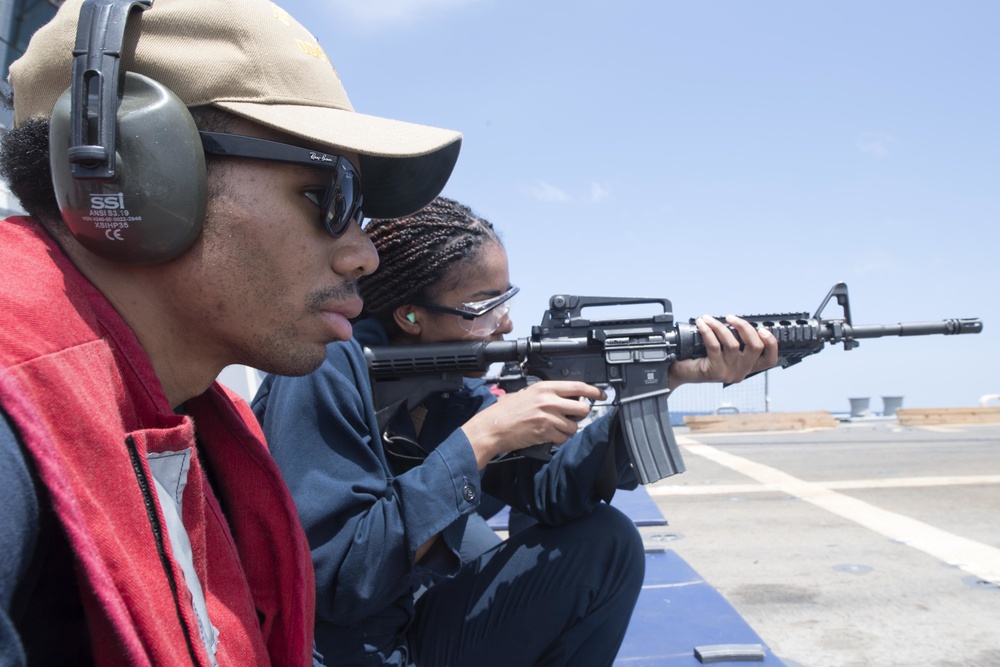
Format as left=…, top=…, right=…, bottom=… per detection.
left=0, top=217, right=316, bottom=665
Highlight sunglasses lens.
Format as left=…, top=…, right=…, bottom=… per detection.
left=322, top=160, right=363, bottom=237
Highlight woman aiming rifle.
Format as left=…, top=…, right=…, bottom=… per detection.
left=253, top=197, right=777, bottom=666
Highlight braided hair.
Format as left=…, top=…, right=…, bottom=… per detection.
left=359, top=197, right=503, bottom=334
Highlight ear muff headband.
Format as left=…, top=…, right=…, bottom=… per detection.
left=49, top=0, right=207, bottom=265
left=66, top=0, right=151, bottom=179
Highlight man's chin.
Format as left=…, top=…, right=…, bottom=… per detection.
left=254, top=345, right=329, bottom=378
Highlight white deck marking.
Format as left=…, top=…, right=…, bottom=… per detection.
left=648, top=474, right=1000, bottom=496
left=654, top=436, right=1000, bottom=584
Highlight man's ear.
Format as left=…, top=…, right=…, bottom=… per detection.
left=393, top=305, right=421, bottom=334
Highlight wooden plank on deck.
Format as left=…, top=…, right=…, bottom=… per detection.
left=897, top=406, right=1000, bottom=426
left=684, top=411, right=839, bottom=433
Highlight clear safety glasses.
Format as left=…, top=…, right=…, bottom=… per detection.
left=199, top=131, right=364, bottom=237
left=417, top=285, right=519, bottom=336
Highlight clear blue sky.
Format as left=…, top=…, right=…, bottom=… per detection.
left=278, top=0, right=997, bottom=413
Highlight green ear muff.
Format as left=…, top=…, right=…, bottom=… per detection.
left=50, top=72, right=207, bottom=264
left=49, top=0, right=207, bottom=265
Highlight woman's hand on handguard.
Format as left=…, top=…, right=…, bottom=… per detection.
left=668, top=314, right=779, bottom=390
left=461, top=381, right=605, bottom=469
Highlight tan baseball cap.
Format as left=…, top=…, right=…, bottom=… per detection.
left=8, top=0, right=462, bottom=219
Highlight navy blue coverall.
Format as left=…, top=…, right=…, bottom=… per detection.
left=252, top=319, right=645, bottom=666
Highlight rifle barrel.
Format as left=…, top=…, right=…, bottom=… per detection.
left=837, top=318, right=982, bottom=340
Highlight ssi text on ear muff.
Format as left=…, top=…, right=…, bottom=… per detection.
left=49, top=0, right=207, bottom=265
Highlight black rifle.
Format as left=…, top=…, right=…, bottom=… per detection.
left=364, top=283, right=982, bottom=484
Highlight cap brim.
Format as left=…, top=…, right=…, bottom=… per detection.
left=217, top=102, right=461, bottom=219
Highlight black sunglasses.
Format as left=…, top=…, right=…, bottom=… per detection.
left=199, top=132, right=364, bottom=237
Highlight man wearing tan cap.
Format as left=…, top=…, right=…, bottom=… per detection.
left=0, top=0, right=460, bottom=664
